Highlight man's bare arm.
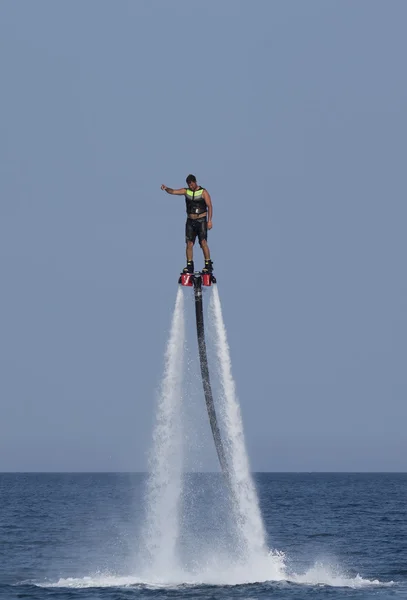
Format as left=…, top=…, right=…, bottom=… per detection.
left=203, top=189, right=213, bottom=228
left=161, top=184, right=186, bottom=195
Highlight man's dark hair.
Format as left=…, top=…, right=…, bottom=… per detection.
left=186, top=174, right=197, bottom=184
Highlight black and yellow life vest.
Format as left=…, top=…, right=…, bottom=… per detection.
left=185, top=187, right=207, bottom=215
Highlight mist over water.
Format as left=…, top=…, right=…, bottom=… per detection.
left=6, top=287, right=396, bottom=596
left=7, top=471, right=396, bottom=597
left=208, top=286, right=282, bottom=579
left=134, top=286, right=390, bottom=589
left=210, top=286, right=268, bottom=555
left=140, top=288, right=185, bottom=574
left=0, top=295, right=396, bottom=598
left=139, top=285, right=284, bottom=583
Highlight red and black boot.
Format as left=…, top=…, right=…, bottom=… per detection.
left=202, top=259, right=213, bottom=274
left=183, top=260, right=194, bottom=274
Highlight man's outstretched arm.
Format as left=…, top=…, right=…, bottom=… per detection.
left=161, top=184, right=186, bottom=195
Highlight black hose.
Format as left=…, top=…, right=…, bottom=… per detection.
left=193, top=275, right=229, bottom=475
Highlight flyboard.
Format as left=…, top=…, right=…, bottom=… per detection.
left=178, top=270, right=229, bottom=475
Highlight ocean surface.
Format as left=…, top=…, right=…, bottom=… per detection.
left=0, top=472, right=406, bottom=600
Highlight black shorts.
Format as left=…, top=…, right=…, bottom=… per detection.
left=185, top=217, right=207, bottom=244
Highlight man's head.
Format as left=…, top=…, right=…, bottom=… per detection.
left=186, top=174, right=198, bottom=190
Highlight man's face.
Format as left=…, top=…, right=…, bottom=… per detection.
left=188, top=181, right=198, bottom=191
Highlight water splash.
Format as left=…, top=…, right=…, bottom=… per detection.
left=38, top=560, right=391, bottom=589
left=140, top=288, right=185, bottom=573
left=209, top=285, right=269, bottom=562
left=289, top=561, right=391, bottom=588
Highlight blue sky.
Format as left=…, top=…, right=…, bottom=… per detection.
left=1, top=0, right=406, bottom=471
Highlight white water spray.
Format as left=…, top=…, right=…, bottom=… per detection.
left=209, top=285, right=268, bottom=560
left=141, top=288, right=185, bottom=573
left=38, top=285, right=387, bottom=589
left=140, top=283, right=284, bottom=582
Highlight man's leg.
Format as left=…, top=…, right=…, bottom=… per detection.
left=200, top=239, right=210, bottom=261
left=183, top=241, right=195, bottom=273
left=184, top=220, right=195, bottom=273
left=186, top=241, right=194, bottom=262
left=198, top=219, right=213, bottom=273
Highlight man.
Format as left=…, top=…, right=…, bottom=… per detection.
left=161, top=174, right=213, bottom=274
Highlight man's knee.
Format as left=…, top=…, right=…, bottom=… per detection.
left=199, top=239, right=208, bottom=248
left=186, top=241, right=194, bottom=248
